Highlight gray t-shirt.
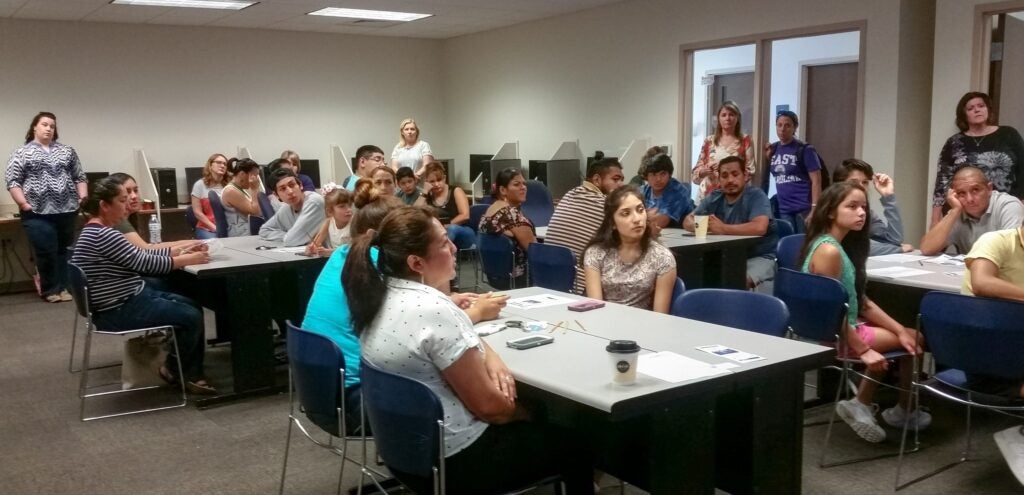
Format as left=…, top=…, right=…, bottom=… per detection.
left=948, top=191, right=1024, bottom=254
left=258, top=191, right=325, bottom=246
left=360, top=278, right=488, bottom=457
left=583, top=241, right=675, bottom=310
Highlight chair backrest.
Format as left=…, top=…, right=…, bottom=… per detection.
left=257, top=191, right=275, bottom=219
left=66, top=263, right=91, bottom=318
left=773, top=268, right=848, bottom=342
left=207, top=190, right=229, bottom=238
left=775, top=218, right=794, bottom=239
left=669, top=277, right=687, bottom=314
left=776, top=234, right=805, bottom=270
left=920, top=292, right=1024, bottom=378
left=527, top=243, right=575, bottom=292
left=360, top=358, right=444, bottom=478
left=468, top=204, right=489, bottom=234
left=478, top=233, right=516, bottom=288
left=521, top=180, right=554, bottom=227
left=183, top=205, right=198, bottom=231
left=672, top=288, right=790, bottom=337
left=286, top=321, right=345, bottom=436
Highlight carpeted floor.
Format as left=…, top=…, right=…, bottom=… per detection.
left=1, top=287, right=1022, bottom=494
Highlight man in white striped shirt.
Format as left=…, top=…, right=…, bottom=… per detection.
left=544, top=157, right=625, bottom=293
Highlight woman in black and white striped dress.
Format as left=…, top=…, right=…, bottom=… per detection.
left=71, top=175, right=216, bottom=394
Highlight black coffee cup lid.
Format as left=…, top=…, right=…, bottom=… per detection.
left=606, top=340, right=640, bottom=353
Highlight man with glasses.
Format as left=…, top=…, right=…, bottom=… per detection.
left=344, top=145, right=385, bottom=191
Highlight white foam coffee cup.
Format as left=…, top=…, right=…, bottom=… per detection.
left=694, top=215, right=709, bottom=239
left=606, top=340, right=641, bottom=386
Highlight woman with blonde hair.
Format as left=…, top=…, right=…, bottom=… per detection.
left=692, top=101, right=754, bottom=202
left=390, top=118, right=434, bottom=178
left=191, top=153, right=229, bottom=239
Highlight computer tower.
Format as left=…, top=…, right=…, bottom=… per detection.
left=85, top=172, right=109, bottom=194
left=184, top=167, right=204, bottom=192
left=299, top=159, right=320, bottom=188
left=149, top=168, right=178, bottom=208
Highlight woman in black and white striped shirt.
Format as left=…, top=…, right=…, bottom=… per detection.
left=71, top=176, right=216, bottom=394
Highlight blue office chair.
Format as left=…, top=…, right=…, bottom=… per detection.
left=359, top=358, right=562, bottom=495
left=776, top=234, right=804, bottom=270
left=478, top=233, right=519, bottom=290
left=774, top=268, right=917, bottom=467
left=469, top=204, right=489, bottom=234
left=669, top=277, right=687, bottom=314
left=672, top=288, right=789, bottom=337
left=521, top=180, right=554, bottom=227
left=68, top=263, right=187, bottom=421
left=250, top=192, right=274, bottom=235
left=207, top=190, right=229, bottom=238
left=775, top=218, right=795, bottom=239
left=279, top=322, right=381, bottom=494
left=895, top=292, right=1024, bottom=490
left=184, top=205, right=198, bottom=234
left=527, top=243, right=575, bottom=292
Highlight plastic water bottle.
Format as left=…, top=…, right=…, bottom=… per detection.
left=148, top=215, right=161, bottom=244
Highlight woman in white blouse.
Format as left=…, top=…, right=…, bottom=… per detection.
left=342, top=206, right=591, bottom=494
left=390, top=118, right=434, bottom=178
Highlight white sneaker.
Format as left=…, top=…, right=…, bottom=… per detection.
left=881, top=404, right=932, bottom=430
left=836, top=399, right=886, bottom=443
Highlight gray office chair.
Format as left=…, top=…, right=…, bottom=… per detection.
left=68, top=263, right=187, bottom=421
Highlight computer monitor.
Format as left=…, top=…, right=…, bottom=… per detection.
left=528, top=160, right=548, bottom=184
left=184, top=167, right=204, bottom=192
left=299, top=159, right=320, bottom=188
left=469, top=154, right=492, bottom=192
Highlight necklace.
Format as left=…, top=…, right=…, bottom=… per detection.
left=966, top=127, right=995, bottom=147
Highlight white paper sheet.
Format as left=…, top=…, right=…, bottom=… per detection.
left=637, top=352, right=731, bottom=383
left=505, top=294, right=575, bottom=310
left=695, top=344, right=765, bottom=363
left=272, top=247, right=307, bottom=253
left=866, top=266, right=933, bottom=278
left=922, top=254, right=966, bottom=266
left=870, top=253, right=931, bottom=263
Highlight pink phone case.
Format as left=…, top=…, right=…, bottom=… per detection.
left=568, top=300, right=605, bottom=312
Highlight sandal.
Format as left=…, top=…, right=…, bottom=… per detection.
left=186, top=380, right=217, bottom=395
left=158, top=366, right=179, bottom=385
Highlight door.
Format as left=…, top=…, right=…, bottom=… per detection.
left=708, top=72, right=755, bottom=136
left=803, top=62, right=858, bottom=178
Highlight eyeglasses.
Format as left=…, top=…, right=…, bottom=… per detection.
left=368, top=156, right=385, bottom=162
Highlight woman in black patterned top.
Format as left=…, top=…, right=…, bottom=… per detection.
left=5, top=112, right=87, bottom=303
left=71, top=176, right=216, bottom=394
left=931, top=92, right=1024, bottom=226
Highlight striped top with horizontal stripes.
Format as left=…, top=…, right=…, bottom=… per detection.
left=71, top=223, right=173, bottom=313
left=543, top=182, right=606, bottom=294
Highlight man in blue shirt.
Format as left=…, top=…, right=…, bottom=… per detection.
left=684, top=156, right=778, bottom=291
left=641, top=153, right=693, bottom=229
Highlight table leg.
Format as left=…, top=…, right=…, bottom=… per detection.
left=719, top=245, right=749, bottom=290
left=194, top=270, right=280, bottom=408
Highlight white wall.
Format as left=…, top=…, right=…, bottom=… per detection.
left=0, top=18, right=446, bottom=206
left=690, top=45, right=755, bottom=166
left=766, top=31, right=860, bottom=136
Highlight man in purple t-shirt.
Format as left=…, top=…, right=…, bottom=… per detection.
left=766, top=111, right=821, bottom=233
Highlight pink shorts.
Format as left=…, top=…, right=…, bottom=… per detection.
left=838, top=320, right=877, bottom=358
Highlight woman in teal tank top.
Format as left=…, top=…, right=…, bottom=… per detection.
left=801, top=181, right=928, bottom=444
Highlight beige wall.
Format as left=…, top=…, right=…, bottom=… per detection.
left=0, top=18, right=446, bottom=206
left=441, top=0, right=934, bottom=239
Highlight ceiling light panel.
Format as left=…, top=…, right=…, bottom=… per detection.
left=111, top=0, right=256, bottom=10
left=307, top=7, right=431, bottom=22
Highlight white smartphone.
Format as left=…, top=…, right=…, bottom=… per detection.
left=506, top=334, right=554, bottom=350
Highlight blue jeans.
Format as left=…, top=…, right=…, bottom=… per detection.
left=194, top=227, right=217, bottom=240
left=20, top=210, right=76, bottom=297
left=778, top=211, right=807, bottom=235
left=93, top=285, right=207, bottom=382
left=447, top=224, right=476, bottom=250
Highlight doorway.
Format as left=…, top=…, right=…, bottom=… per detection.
left=803, top=61, right=858, bottom=179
